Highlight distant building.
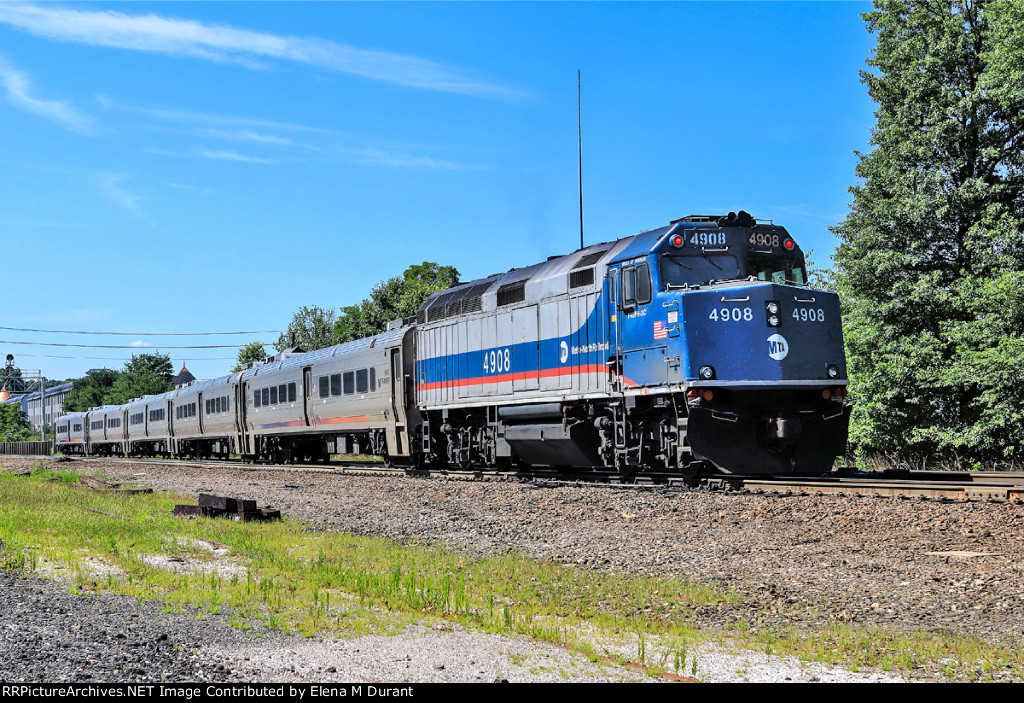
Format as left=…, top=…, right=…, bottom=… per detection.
left=171, top=365, right=196, bottom=388
left=0, top=382, right=74, bottom=432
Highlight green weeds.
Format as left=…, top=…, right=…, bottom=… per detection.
left=2, top=464, right=1024, bottom=681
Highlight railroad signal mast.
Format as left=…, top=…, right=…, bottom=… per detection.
left=1, top=354, right=48, bottom=442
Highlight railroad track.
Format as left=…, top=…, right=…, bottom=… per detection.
left=13, top=454, right=1024, bottom=503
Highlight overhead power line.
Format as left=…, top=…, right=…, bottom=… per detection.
left=0, top=340, right=271, bottom=349
left=12, top=353, right=236, bottom=361
left=0, top=326, right=282, bottom=336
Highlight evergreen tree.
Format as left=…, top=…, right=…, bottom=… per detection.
left=832, top=0, right=1024, bottom=464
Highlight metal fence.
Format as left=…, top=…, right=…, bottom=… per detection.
left=0, top=441, right=53, bottom=455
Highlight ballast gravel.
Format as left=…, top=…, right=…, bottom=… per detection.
left=9, top=457, right=1022, bottom=683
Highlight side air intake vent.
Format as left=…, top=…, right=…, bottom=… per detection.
left=497, top=281, right=526, bottom=307
left=569, top=268, right=595, bottom=289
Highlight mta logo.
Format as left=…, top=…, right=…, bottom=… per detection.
left=767, top=334, right=789, bottom=361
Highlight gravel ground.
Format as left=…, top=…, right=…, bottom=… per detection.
left=10, top=456, right=1024, bottom=682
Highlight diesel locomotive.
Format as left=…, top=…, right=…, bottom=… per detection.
left=54, top=212, right=850, bottom=477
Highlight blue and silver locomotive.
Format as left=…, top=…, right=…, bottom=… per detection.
left=56, top=211, right=848, bottom=477
left=415, top=211, right=850, bottom=476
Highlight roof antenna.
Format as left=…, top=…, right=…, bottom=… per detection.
left=578, top=69, right=584, bottom=251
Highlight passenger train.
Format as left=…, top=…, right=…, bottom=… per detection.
left=54, top=212, right=850, bottom=477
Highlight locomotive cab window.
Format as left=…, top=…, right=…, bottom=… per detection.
left=622, top=267, right=635, bottom=309
left=621, top=264, right=652, bottom=309
left=636, top=263, right=652, bottom=305
left=746, top=252, right=807, bottom=286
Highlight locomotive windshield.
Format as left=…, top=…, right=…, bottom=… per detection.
left=659, top=250, right=808, bottom=288
left=746, top=252, right=807, bottom=285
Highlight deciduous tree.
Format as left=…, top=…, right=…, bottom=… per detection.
left=832, top=0, right=1024, bottom=464
left=334, top=262, right=459, bottom=343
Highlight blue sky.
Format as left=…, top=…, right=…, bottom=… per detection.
left=0, top=1, right=876, bottom=383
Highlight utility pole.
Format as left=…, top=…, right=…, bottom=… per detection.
left=578, top=69, right=584, bottom=251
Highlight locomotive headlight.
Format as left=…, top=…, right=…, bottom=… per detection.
left=699, top=365, right=716, bottom=380
left=827, top=364, right=840, bottom=379
left=768, top=315, right=780, bottom=327
left=766, top=301, right=779, bottom=315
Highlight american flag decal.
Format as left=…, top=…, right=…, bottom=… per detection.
left=653, top=320, right=669, bottom=340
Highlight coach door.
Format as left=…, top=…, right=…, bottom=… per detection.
left=235, top=382, right=250, bottom=456
left=384, top=349, right=403, bottom=455
left=302, top=367, right=313, bottom=427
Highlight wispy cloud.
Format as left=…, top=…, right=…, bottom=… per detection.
left=163, top=181, right=215, bottom=195
left=114, top=98, right=475, bottom=170
left=0, top=54, right=94, bottom=133
left=97, top=173, right=152, bottom=224
left=0, top=3, right=522, bottom=100
left=129, top=340, right=151, bottom=348
left=204, top=129, right=297, bottom=146
left=343, top=147, right=466, bottom=170
left=197, top=148, right=282, bottom=165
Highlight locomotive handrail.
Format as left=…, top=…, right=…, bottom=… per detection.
left=719, top=295, right=751, bottom=302
left=793, top=295, right=817, bottom=303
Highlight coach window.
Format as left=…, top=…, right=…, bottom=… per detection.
left=356, top=369, right=368, bottom=394
left=330, top=373, right=342, bottom=396
left=319, top=376, right=329, bottom=398
left=369, top=368, right=376, bottom=392
left=288, top=382, right=296, bottom=403
left=279, top=384, right=287, bottom=403
left=254, top=390, right=261, bottom=408
left=343, top=371, right=355, bottom=395
left=270, top=386, right=278, bottom=404
left=262, top=388, right=270, bottom=406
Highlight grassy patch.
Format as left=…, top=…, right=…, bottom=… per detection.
left=2, top=464, right=1023, bottom=681
left=0, top=465, right=728, bottom=673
